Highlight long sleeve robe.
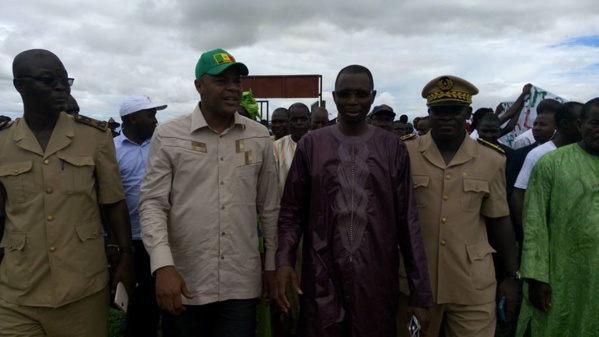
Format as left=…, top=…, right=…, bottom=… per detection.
left=276, top=125, right=433, bottom=337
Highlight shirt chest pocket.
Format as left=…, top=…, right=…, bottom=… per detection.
left=234, top=146, right=264, bottom=203
left=58, top=156, right=96, bottom=194
left=412, top=175, right=430, bottom=208
left=235, top=145, right=264, bottom=177
left=0, top=161, right=35, bottom=204
left=461, top=178, right=490, bottom=212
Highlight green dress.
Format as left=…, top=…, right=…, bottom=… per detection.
left=518, top=144, right=599, bottom=336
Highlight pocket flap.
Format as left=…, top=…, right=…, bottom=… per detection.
left=466, top=241, right=496, bottom=262
left=412, top=175, right=429, bottom=188
left=59, top=156, right=95, bottom=167
left=0, top=232, right=26, bottom=251
left=75, top=221, right=103, bottom=241
left=0, top=161, right=33, bottom=177
left=463, top=178, right=489, bottom=193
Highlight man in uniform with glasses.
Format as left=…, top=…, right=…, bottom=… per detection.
left=0, top=49, right=135, bottom=337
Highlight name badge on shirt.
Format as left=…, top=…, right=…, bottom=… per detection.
left=235, top=139, right=245, bottom=153
left=191, top=141, right=207, bottom=153
left=245, top=151, right=253, bottom=165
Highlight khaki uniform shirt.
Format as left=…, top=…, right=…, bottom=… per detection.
left=139, top=104, right=280, bottom=306
left=400, top=132, right=509, bottom=305
left=0, top=113, right=125, bottom=307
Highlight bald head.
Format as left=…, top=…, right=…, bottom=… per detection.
left=13, top=49, right=63, bottom=78
left=271, top=107, right=290, bottom=140
left=12, top=49, right=70, bottom=115
left=311, top=107, right=329, bottom=130
left=537, top=99, right=562, bottom=115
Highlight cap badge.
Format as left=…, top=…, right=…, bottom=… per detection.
left=213, top=53, right=235, bottom=65
left=438, top=77, right=454, bottom=91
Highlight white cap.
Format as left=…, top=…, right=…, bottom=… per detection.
left=119, top=95, right=167, bottom=117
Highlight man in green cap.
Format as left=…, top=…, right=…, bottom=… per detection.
left=138, top=48, right=280, bottom=336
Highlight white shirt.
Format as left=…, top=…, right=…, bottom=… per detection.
left=512, top=129, right=535, bottom=149
left=514, top=141, right=557, bottom=189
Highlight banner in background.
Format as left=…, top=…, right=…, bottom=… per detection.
left=498, top=85, right=567, bottom=147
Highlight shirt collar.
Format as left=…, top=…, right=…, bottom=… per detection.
left=115, top=131, right=151, bottom=146
left=418, top=131, right=477, bottom=168
left=190, top=103, right=247, bottom=134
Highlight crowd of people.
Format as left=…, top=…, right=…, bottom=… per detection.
left=0, top=47, right=597, bottom=337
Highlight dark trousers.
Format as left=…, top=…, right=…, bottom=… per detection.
left=171, top=298, right=258, bottom=337
left=126, top=240, right=172, bottom=337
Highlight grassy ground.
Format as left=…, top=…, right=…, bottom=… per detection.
left=108, top=309, right=125, bottom=337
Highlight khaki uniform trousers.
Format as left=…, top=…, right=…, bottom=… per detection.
left=0, top=286, right=109, bottom=337
left=398, top=293, right=496, bottom=337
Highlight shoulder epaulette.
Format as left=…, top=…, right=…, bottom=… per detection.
left=0, top=120, right=14, bottom=131
left=401, top=133, right=417, bottom=141
left=74, top=115, right=108, bottom=131
left=477, top=138, right=505, bottom=155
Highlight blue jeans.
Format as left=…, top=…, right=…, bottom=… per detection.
left=171, top=298, right=258, bottom=337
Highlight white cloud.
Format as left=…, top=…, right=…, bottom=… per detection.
left=1, top=0, right=598, bottom=123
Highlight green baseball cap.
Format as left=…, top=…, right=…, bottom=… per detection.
left=195, top=48, right=249, bottom=79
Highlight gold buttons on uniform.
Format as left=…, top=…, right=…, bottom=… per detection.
left=43, top=159, right=49, bottom=165
left=93, top=231, right=99, bottom=237
left=440, top=240, right=446, bottom=246
left=443, top=195, right=448, bottom=201
left=47, top=215, right=54, bottom=222
left=49, top=246, right=56, bottom=252
left=13, top=169, right=18, bottom=174
left=46, top=188, right=53, bottom=194
left=477, top=252, right=482, bottom=258
left=445, top=175, right=451, bottom=180
left=462, top=172, right=468, bottom=177
left=441, top=218, right=447, bottom=223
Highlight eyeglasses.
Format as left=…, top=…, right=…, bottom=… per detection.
left=16, top=76, right=74, bottom=87
left=334, top=90, right=373, bottom=100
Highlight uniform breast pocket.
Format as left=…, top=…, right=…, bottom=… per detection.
left=461, top=178, right=489, bottom=212
left=412, top=175, right=430, bottom=208
left=58, top=156, right=95, bottom=194
left=0, top=232, right=29, bottom=290
left=0, top=161, right=35, bottom=204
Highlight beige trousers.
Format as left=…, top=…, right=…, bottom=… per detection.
left=0, top=286, right=109, bottom=337
left=398, top=293, right=496, bottom=337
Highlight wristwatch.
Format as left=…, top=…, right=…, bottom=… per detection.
left=504, top=271, right=521, bottom=280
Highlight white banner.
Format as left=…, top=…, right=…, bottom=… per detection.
left=498, top=85, right=567, bottom=147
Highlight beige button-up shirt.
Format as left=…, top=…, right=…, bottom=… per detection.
left=0, top=113, right=124, bottom=307
left=401, top=132, right=509, bottom=305
left=139, top=104, right=280, bottom=305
